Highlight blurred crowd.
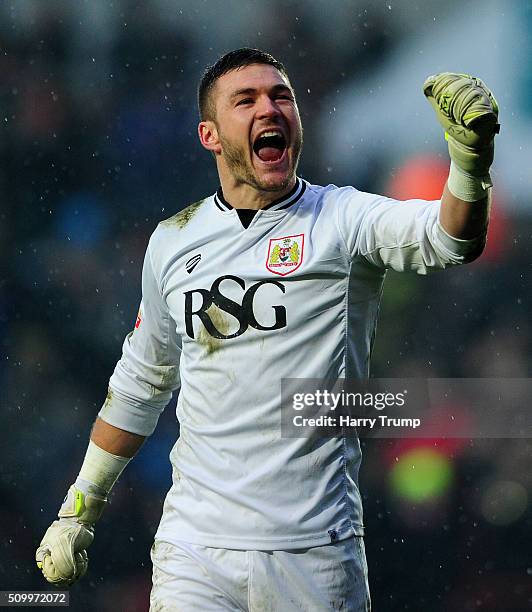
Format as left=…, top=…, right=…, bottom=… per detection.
left=1, top=2, right=530, bottom=611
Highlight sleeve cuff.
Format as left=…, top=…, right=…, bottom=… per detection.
left=435, top=219, right=487, bottom=261
left=98, top=387, right=164, bottom=436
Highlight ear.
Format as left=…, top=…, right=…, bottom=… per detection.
left=198, top=120, right=222, bottom=155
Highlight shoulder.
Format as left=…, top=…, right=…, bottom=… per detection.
left=158, top=196, right=211, bottom=230
left=147, top=195, right=212, bottom=262
left=309, top=181, right=400, bottom=213
left=303, top=181, right=361, bottom=202
left=151, top=196, right=212, bottom=244
left=302, top=181, right=370, bottom=212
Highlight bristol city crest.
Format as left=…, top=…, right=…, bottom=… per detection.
left=266, top=233, right=305, bottom=276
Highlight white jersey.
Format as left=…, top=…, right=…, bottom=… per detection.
left=99, top=178, right=484, bottom=550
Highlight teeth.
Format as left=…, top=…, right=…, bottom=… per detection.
left=259, top=130, right=283, bottom=139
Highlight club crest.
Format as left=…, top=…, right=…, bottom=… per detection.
left=266, top=233, right=304, bottom=276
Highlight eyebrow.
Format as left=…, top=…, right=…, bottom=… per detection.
left=229, top=83, right=293, bottom=100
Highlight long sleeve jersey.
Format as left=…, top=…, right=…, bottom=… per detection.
left=99, top=178, right=485, bottom=549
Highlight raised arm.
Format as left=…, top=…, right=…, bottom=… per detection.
left=425, top=72, right=499, bottom=240
left=439, top=184, right=489, bottom=240
left=336, top=72, right=499, bottom=274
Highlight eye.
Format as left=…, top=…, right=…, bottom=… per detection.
left=236, top=98, right=253, bottom=106
left=275, top=94, right=292, bottom=100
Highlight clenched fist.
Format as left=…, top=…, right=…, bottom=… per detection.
left=423, top=72, right=499, bottom=180
left=36, top=519, right=94, bottom=586
left=36, top=485, right=106, bottom=587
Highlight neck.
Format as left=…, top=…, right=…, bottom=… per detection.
left=217, top=167, right=297, bottom=210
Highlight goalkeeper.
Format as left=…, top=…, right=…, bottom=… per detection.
left=36, top=50, right=499, bottom=611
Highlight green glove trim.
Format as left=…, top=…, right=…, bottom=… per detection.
left=58, top=484, right=107, bottom=526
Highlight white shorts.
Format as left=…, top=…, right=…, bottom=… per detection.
left=150, top=536, right=371, bottom=611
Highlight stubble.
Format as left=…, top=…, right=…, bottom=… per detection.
left=218, top=126, right=303, bottom=193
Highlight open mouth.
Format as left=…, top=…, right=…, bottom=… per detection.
left=252, top=130, right=287, bottom=163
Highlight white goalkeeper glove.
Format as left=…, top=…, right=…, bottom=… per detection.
left=423, top=72, right=500, bottom=200
left=36, top=485, right=107, bottom=587
left=36, top=439, right=131, bottom=587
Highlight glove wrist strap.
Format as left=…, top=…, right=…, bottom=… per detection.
left=58, top=485, right=107, bottom=526
left=57, top=441, right=131, bottom=525
left=447, top=161, right=492, bottom=202
left=78, top=440, right=131, bottom=495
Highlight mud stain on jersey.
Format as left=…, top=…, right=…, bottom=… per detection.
left=161, top=199, right=204, bottom=229
left=160, top=365, right=178, bottom=388
left=149, top=599, right=182, bottom=612
left=149, top=599, right=181, bottom=612
left=102, top=387, right=113, bottom=409
left=197, top=304, right=231, bottom=356
left=252, top=590, right=278, bottom=611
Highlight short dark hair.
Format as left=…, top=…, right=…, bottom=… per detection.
left=198, top=48, right=289, bottom=121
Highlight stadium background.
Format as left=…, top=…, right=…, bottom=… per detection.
left=1, top=1, right=531, bottom=610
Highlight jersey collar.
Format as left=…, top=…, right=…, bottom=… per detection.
left=214, top=177, right=306, bottom=212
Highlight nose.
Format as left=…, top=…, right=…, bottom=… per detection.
left=255, top=95, right=281, bottom=119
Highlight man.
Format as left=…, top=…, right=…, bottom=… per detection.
left=36, top=49, right=499, bottom=610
